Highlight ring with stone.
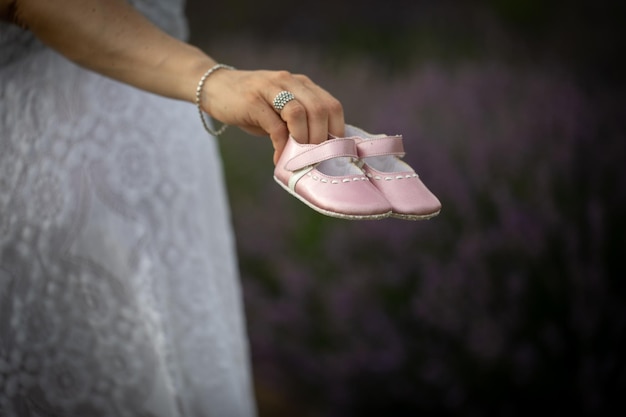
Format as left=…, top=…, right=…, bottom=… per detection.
left=272, top=90, right=296, bottom=112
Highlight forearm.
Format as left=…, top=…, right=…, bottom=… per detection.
left=1, top=0, right=346, bottom=154
left=5, top=0, right=214, bottom=102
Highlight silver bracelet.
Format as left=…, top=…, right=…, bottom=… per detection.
left=195, top=63, right=235, bottom=136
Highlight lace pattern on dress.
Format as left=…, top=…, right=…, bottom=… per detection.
left=0, top=1, right=257, bottom=416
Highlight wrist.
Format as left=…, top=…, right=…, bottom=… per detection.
left=180, top=48, right=217, bottom=103
left=195, top=63, right=235, bottom=136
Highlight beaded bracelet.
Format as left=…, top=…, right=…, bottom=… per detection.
left=195, top=63, right=235, bottom=136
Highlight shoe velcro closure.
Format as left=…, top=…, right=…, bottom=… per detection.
left=285, top=138, right=358, bottom=171
left=356, top=136, right=405, bottom=158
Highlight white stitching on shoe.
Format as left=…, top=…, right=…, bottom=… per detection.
left=370, top=173, right=419, bottom=181
left=304, top=173, right=367, bottom=184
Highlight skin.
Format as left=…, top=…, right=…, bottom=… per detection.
left=0, top=0, right=345, bottom=163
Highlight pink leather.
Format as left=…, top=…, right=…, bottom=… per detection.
left=355, top=135, right=405, bottom=158
left=294, top=171, right=391, bottom=217
left=274, top=136, right=358, bottom=185
left=362, top=166, right=442, bottom=218
left=284, top=138, right=357, bottom=171
left=274, top=132, right=441, bottom=220
left=274, top=136, right=392, bottom=219
left=356, top=135, right=441, bottom=219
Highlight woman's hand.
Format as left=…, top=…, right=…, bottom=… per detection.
left=2, top=0, right=345, bottom=164
left=200, top=68, right=345, bottom=164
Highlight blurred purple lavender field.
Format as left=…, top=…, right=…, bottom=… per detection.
left=189, top=2, right=626, bottom=416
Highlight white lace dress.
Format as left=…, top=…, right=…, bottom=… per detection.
left=0, top=1, right=257, bottom=416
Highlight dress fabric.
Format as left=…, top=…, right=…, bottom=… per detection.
left=0, top=1, right=257, bottom=416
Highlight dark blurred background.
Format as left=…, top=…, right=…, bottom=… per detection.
left=186, top=1, right=626, bottom=416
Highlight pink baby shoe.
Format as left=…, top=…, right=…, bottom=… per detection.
left=274, top=135, right=392, bottom=220
left=346, top=124, right=442, bottom=220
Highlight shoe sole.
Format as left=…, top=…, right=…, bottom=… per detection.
left=391, top=210, right=441, bottom=221
left=273, top=176, right=392, bottom=220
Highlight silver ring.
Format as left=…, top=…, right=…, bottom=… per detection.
left=273, top=90, right=296, bottom=112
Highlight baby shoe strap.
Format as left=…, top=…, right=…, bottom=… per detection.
left=284, top=137, right=358, bottom=171
left=356, top=135, right=405, bottom=158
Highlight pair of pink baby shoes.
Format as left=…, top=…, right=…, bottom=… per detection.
left=273, top=124, right=441, bottom=220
